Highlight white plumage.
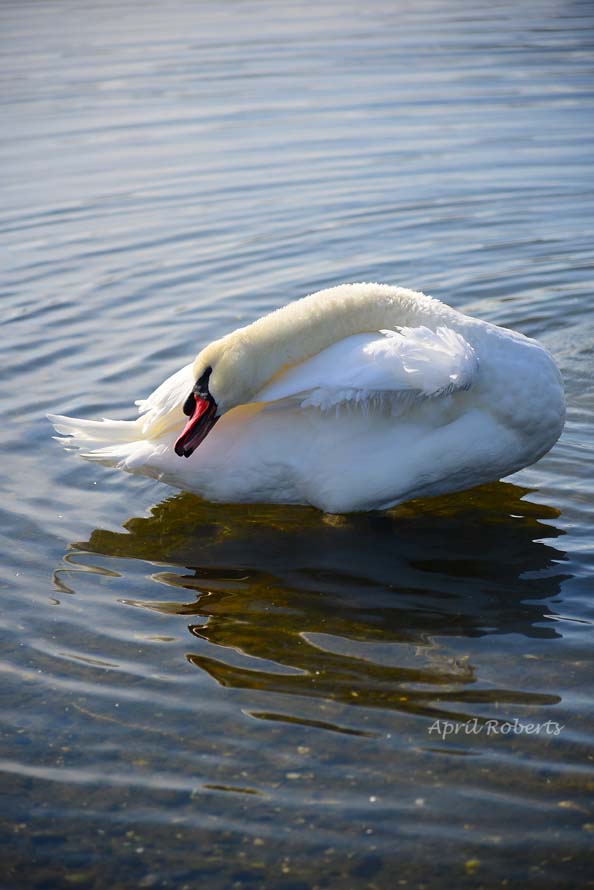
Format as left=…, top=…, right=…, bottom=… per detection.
left=256, top=326, right=477, bottom=411
left=49, top=283, right=565, bottom=513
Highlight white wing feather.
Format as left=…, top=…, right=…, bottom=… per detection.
left=254, top=327, right=478, bottom=412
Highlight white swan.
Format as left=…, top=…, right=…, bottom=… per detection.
left=49, top=283, right=565, bottom=513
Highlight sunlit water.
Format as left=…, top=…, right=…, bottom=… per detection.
left=1, top=1, right=594, bottom=887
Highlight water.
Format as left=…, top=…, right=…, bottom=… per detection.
left=1, top=1, right=594, bottom=887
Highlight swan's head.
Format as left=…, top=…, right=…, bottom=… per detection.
left=173, top=332, right=255, bottom=458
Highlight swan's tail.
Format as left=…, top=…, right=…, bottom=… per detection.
left=48, top=361, right=194, bottom=471
left=48, top=413, right=170, bottom=471
left=49, top=413, right=142, bottom=446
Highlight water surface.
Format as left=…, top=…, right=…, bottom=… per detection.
left=1, top=1, right=594, bottom=887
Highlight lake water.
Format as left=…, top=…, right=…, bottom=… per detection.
left=1, top=1, right=593, bottom=887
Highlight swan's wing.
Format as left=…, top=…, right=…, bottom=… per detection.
left=254, top=327, right=478, bottom=412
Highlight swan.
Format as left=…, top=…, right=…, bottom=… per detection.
left=49, top=283, right=565, bottom=513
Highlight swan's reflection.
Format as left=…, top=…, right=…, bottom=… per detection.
left=71, top=481, right=569, bottom=727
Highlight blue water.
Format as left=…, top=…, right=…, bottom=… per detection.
left=1, top=1, right=593, bottom=887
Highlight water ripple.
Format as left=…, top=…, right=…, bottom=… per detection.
left=2, top=0, right=594, bottom=886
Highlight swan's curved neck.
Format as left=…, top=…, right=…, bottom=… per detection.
left=197, top=283, right=459, bottom=410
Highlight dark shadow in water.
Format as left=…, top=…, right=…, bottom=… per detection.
left=68, top=481, right=570, bottom=728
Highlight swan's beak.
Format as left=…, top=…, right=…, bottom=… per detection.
left=174, top=394, right=219, bottom=458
